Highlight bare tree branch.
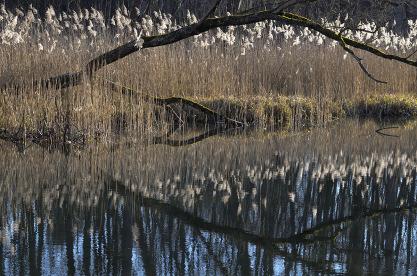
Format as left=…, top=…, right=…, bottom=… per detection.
left=271, top=0, right=317, bottom=12
left=339, top=39, right=387, bottom=84
left=405, top=48, right=417, bottom=59
left=332, top=25, right=379, bottom=35
left=199, top=0, right=223, bottom=23
left=277, top=12, right=417, bottom=66
left=238, top=0, right=317, bottom=14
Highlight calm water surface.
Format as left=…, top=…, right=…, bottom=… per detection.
left=0, top=120, right=417, bottom=275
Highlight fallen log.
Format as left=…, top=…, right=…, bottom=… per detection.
left=105, top=79, right=245, bottom=127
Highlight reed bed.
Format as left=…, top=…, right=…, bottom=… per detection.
left=1, top=6, right=417, bottom=143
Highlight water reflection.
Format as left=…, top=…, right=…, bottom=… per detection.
left=0, top=120, right=416, bottom=275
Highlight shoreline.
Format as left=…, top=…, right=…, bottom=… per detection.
left=0, top=93, right=416, bottom=149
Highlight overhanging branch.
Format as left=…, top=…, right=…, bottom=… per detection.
left=2, top=3, right=416, bottom=92
left=277, top=12, right=417, bottom=67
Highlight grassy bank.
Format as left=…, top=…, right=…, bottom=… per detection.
left=201, top=94, right=417, bottom=129
left=1, top=91, right=416, bottom=147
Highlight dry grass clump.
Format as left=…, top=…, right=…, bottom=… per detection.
left=348, top=94, right=417, bottom=120
left=200, top=96, right=324, bottom=129
left=200, top=94, right=417, bottom=129
left=0, top=80, right=159, bottom=144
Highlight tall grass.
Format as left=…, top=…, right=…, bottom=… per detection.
left=1, top=5, right=417, bottom=141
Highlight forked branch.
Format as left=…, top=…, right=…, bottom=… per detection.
left=339, top=39, right=387, bottom=84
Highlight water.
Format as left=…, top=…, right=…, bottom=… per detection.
left=0, top=119, right=416, bottom=275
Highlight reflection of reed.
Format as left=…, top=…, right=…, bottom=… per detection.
left=0, top=183, right=347, bottom=274
left=2, top=173, right=415, bottom=274
left=0, top=120, right=416, bottom=274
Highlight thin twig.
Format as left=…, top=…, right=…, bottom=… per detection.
left=198, top=0, right=223, bottom=24
left=405, top=49, right=417, bottom=60
left=339, top=38, right=387, bottom=84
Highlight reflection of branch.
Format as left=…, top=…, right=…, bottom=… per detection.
left=136, top=211, right=157, bottom=276
left=285, top=204, right=417, bottom=245
left=107, top=174, right=340, bottom=272
left=107, top=176, right=340, bottom=244
left=152, top=126, right=242, bottom=146
left=0, top=127, right=84, bottom=153
left=108, top=174, right=417, bottom=247
left=196, top=230, right=230, bottom=275
left=376, top=126, right=400, bottom=138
